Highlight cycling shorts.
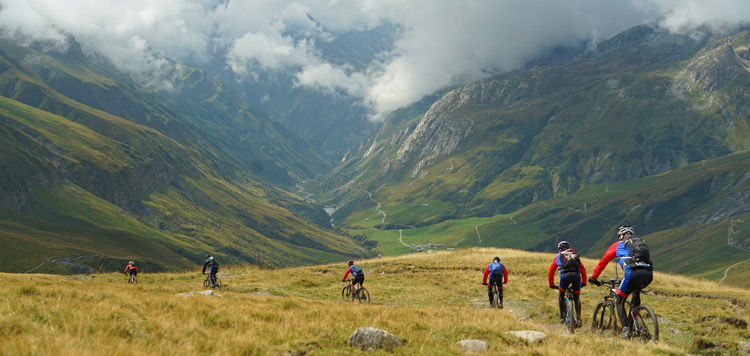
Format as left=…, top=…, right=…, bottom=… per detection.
left=353, top=274, right=364, bottom=286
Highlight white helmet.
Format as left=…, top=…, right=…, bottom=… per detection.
left=618, top=225, right=634, bottom=236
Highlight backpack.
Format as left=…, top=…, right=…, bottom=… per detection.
left=559, top=249, right=580, bottom=273
left=489, top=262, right=504, bottom=276
left=352, top=265, right=363, bottom=274
left=624, top=235, right=652, bottom=267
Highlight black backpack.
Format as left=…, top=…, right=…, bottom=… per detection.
left=559, top=249, right=580, bottom=273
left=624, top=235, right=652, bottom=268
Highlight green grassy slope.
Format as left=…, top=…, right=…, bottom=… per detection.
left=1, top=248, right=747, bottom=355
left=338, top=151, right=750, bottom=289
left=0, top=39, right=373, bottom=272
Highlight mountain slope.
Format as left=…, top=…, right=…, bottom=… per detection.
left=323, top=25, right=750, bottom=285
left=0, top=37, right=373, bottom=272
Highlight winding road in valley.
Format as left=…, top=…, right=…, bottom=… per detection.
left=362, top=190, right=387, bottom=223
left=474, top=220, right=499, bottom=244
left=296, top=182, right=315, bottom=202
left=720, top=218, right=749, bottom=284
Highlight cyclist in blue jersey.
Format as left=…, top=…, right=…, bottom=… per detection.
left=202, top=255, right=220, bottom=287
left=342, top=260, right=365, bottom=296
left=589, top=225, right=653, bottom=338
left=482, top=256, right=509, bottom=308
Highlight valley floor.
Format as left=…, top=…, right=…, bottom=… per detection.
left=1, top=248, right=748, bottom=355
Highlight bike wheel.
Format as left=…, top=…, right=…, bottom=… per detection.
left=632, top=305, right=659, bottom=342
left=357, top=288, right=370, bottom=303
left=342, top=286, right=351, bottom=301
left=592, top=300, right=615, bottom=333
left=215, top=278, right=222, bottom=290
left=566, top=296, right=576, bottom=334
left=203, top=279, right=210, bottom=289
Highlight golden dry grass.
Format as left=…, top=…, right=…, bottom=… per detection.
left=1, top=247, right=748, bottom=355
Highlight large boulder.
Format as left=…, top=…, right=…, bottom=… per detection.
left=348, top=327, right=403, bottom=352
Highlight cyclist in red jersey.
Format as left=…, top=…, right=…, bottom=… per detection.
left=548, top=241, right=587, bottom=326
left=482, top=256, right=508, bottom=308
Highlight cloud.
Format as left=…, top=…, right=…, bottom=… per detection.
left=1, top=0, right=749, bottom=119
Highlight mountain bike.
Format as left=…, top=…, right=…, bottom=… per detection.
left=490, top=283, right=503, bottom=309
left=551, top=285, right=582, bottom=334
left=342, top=279, right=369, bottom=303
left=203, top=274, right=222, bottom=290
left=591, top=278, right=658, bottom=342
left=562, top=288, right=581, bottom=334
left=127, top=274, right=138, bottom=284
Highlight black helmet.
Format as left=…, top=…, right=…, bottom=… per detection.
left=558, top=241, right=570, bottom=251
left=493, top=256, right=500, bottom=262
left=348, top=260, right=354, bottom=265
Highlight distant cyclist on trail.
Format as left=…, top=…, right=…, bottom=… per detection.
left=482, top=256, right=508, bottom=308
left=342, top=260, right=364, bottom=297
left=202, top=255, right=220, bottom=287
left=124, top=260, right=138, bottom=279
left=589, top=225, right=653, bottom=338
left=548, top=241, right=587, bottom=327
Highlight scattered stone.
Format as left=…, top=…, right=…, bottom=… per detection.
left=694, top=338, right=715, bottom=350
left=176, top=290, right=222, bottom=297
left=739, top=341, right=750, bottom=351
left=504, top=330, right=546, bottom=344
left=348, top=327, right=403, bottom=352
left=456, top=340, right=488, bottom=353
left=725, top=317, right=748, bottom=329
left=699, top=315, right=748, bottom=329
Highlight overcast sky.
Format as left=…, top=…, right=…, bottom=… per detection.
left=1, top=0, right=749, bottom=120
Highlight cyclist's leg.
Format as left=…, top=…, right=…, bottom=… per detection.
left=630, top=269, right=653, bottom=308
left=353, top=274, right=364, bottom=296
left=616, top=268, right=635, bottom=336
left=557, top=273, right=568, bottom=321
left=570, top=274, right=582, bottom=321
left=497, top=283, right=504, bottom=304
left=487, top=284, right=493, bottom=306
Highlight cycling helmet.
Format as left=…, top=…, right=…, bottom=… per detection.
left=348, top=260, right=354, bottom=266
left=618, top=225, right=634, bottom=237
left=205, top=254, right=212, bottom=259
left=493, top=256, right=500, bottom=262
left=128, top=261, right=134, bottom=265
left=558, top=241, right=570, bottom=251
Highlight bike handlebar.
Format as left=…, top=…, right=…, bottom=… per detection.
left=592, top=278, right=620, bottom=287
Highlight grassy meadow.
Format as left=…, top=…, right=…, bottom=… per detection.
left=2, top=248, right=748, bottom=355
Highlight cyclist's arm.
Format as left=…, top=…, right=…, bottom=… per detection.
left=124, top=266, right=128, bottom=274
left=547, top=259, right=558, bottom=287
left=579, top=262, right=587, bottom=285
left=591, top=242, right=618, bottom=279
left=502, top=267, right=508, bottom=284
left=481, top=266, right=490, bottom=284
left=342, top=268, right=351, bottom=281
